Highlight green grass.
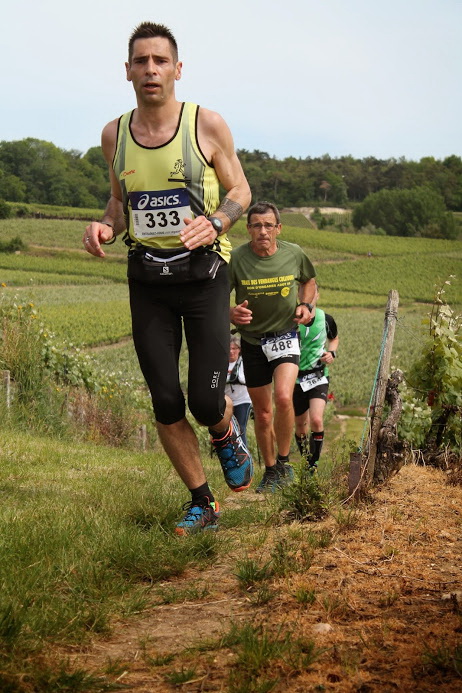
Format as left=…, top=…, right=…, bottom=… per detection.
left=5, top=201, right=105, bottom=221
left=3, top=218, right=459, bottom=406
left=318, top=254, right=462, bottom=303
left=0, top=426, right=276, bottom=686
left=39, top=301, right=132, bottom=346
left=0, top=247, right=126, bottom=284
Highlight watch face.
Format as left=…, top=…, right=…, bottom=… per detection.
left=210, top=217, right=223, bottom=234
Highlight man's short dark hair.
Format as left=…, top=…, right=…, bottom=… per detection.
left=128, top=22, right=178, bottom=63
left=247, top=201, right=280, bottom=225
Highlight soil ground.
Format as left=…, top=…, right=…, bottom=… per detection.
left=63, top=458, right=462, bottom=692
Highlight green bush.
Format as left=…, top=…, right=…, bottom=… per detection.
left=352, top=186, right=457, bottom=239
left=0, top=199, right=11, bottom=219
left=0, top=235, right=27, bottom=253
left=398, top=281, right=462, bottom=451
left=0, top=290, right=150, bottom=445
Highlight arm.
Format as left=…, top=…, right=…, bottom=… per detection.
left=180, top=109, right=251, bottom=250
left=294, top=277, right=317, bottom=325
left=321, top=315, right=339, bottom=365
left=82, top=120, right=126, bottom=258
left=321, top=335, right=339, bottom=365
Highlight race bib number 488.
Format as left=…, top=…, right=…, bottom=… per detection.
left=261, top=331, right=300, bottom=362
left=129, top=188, right=192, bottom=239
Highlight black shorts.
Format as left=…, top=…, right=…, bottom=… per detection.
left=129, top=263, right=230, bottom=426
left=293, top=381, right=329, bottom=417
left=240, top=338, right=300, bottom=389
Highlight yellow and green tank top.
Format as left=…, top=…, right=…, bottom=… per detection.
left=112, top=102, right=231, bottom=260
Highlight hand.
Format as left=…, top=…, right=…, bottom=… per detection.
left=231, top=300, right=253, bottom=326
left=293, top=304, right=313, bottom=325
left=321, top=351, right=335, bottom=365
left=180, top=216, right=218, bottom=250
left=82, top=222, right=113, bottom=258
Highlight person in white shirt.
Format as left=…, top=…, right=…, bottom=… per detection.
left=225, top=336, right=252, bottom=447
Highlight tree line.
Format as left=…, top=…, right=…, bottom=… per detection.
left=0, top=138, right=461, bottom=237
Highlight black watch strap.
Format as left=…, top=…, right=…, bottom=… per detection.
left=207, top=216, right=224, bottom=236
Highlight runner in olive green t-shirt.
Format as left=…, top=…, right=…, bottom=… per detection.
left=229, top=201, right=316, bottom=493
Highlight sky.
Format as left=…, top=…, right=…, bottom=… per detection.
left=2, top=0, right=461, bottom=161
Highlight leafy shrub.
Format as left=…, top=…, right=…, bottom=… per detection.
left=0, top=199, right=11, bottom=219
left=0, top=289, right=150, bottom=445
left=398, top=280, right=461, bottom=451
left=0, top=235, right=27, bottom=253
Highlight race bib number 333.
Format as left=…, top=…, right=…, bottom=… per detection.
left=129, top=188, right=192, bottom=238
left=261, top=331, right=300, bottom=362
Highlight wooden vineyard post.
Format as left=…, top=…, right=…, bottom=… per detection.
left=365, top=290, right=400, bottom=486
left=139, top=424, right=147, bottom=451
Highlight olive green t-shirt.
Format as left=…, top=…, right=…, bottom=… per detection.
left=228, top=240, right=316, bottom=345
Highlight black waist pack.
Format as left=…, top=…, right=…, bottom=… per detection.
left=127, top=245, right=224, bottom=285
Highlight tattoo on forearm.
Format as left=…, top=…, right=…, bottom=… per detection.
left=216, top=197, right=244, bottom=226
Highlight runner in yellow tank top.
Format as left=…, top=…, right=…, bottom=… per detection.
left=82, top=22, right=252, bottom=535
left=112, top=102, right=231, bottom=261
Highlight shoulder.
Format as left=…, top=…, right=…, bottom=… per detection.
left=325, top=313, right=338, bottom=336
left=197, top=106, right=234, bottom=157
left=197, top=107, right=229, bottom=135
left=102, top=118, right=119, bottom=142
left=231, top=242, right=250, bottom=259
left=278, top=239, right=308, bottom=260
left=101, top=118, right=121, bottom=163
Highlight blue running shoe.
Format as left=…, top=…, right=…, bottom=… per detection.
left=255, top=462, right=294, bottom=493
left=211, top=416, right=253, bottom=492
left=175, top=500, right=220, bottom=536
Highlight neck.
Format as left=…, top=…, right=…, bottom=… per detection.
left=133, top=99, right=182, bottom=137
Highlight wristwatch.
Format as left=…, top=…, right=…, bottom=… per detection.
left=207, top=217, right=224, bottom=237
left=329, top=350, right=337, bottom=358
left=300, top=302, right=313, bottom=311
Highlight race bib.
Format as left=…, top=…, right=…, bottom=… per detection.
left=261, top=331, right=300, bottom=362
left=129, top=188, right=192, bottom=239
left=299, top=373, right=328, bottom=392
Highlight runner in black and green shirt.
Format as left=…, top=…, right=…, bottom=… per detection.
left=293, top=284, right=339, bottom=473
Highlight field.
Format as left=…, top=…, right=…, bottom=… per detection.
left=1, top=215, right=460, bottom=406
left=1, top=211, right=461, bottom=692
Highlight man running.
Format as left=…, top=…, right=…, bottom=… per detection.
left=82, top=22, right=253, bottom=534
left=293, top=284, right=339, bottom=473
left=229, top=201, right=316, bottom=492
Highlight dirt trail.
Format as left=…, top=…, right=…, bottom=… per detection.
left=66, top=464, right=462, bottom=691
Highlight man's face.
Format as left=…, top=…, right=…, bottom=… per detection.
left=247, top=212, right=281, bottom=255
left=125, top=37, right=182, bottom=105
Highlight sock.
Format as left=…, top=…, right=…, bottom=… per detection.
left=309, top=431, right=324, bottom=465
left=190, top=482, right=215, bottom=506
left=264, top=465, right=279, bottom=477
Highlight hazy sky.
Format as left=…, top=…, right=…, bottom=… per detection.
left=2, top=0, right=461, bottom=161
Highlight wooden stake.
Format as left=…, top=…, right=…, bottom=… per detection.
left=365, top=290, right=400, bottom=485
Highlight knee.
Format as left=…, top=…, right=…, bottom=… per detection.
left=274, top=391, right=293, bottom=412
left=189, top=395, right=224, bottom=428
left=153, top=392, right=185, bottom=425
left=253, top=406, right=272, bottom=428
left=310, top=415, right=324, bottom=431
